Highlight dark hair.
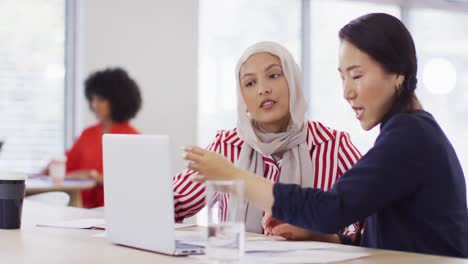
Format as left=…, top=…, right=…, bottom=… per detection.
left=339, top=13, right=418, bottom=121
left=85, top=67, right=142, bottom=122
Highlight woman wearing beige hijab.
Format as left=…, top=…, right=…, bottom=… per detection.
left=174, top=41, right=361, bottom=243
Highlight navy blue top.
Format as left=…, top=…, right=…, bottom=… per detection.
left=272, top=111, right=468, bottom=258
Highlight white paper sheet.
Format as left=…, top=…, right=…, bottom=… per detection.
left=243, top=249, right=369, bottom=263
left=37, top=218, right=105, bottom=229
left=245, top=239, right=330, bottom=253
left=190, top=249, right=368, bottom=263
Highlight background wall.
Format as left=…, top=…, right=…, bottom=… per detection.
left=75, top=0, right=199, bottom=174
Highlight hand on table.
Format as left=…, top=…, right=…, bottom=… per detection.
left=263, top=213, right=341, bottom=243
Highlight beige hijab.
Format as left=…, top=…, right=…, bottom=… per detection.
left=234, top=41, right=313, bottom=233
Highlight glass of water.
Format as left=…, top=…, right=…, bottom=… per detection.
left=205, top=180, right=245, bottom=262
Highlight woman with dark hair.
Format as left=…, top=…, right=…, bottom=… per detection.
left=43, top=67, right=142, bottom=208
left=183, top=13, right=468, bottom=257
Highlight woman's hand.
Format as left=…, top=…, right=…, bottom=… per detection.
left=263, top=213, right=341, bottom=243
left=263, top=213, right=315, bottom=240
left=263, top=213, right=283, bottom=236
left=184, top=146, right=275, bottom=213
left=183, top=146, right=239, bottom=182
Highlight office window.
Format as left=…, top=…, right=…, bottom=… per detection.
left=308, top=0, right=401, bottom=154
left=408, top=8, right=468, bottom=185
left=198, top=0, right=302, bottom=148
left=0, top=0, right=66, bottom=173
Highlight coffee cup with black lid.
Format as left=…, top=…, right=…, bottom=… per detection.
left=0, top=171, right=26, bottom=229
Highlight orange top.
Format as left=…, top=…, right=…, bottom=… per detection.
left=66, top=122, right=139, bottom=208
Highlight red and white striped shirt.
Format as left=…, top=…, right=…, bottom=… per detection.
left=173, top=120, right=362, bottom=234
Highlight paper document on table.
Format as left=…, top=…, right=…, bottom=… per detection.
left=245, top=238, right=331, bottom=253
left=243, top=249, right=369, bottom=263
left=37, top=218, right=105, bottom=230
left=190, top=248, right=368, bottom=263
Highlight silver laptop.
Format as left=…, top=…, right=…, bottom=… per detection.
left=103, top=134, right=204, bottom=256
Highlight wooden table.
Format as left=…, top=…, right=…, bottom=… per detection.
left=26, top=176, right=95, bottom=207
left=0, top=201, right=466, bottom=263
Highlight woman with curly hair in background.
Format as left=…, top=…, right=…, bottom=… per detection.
left=42, top=67, right=142, bottom=208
